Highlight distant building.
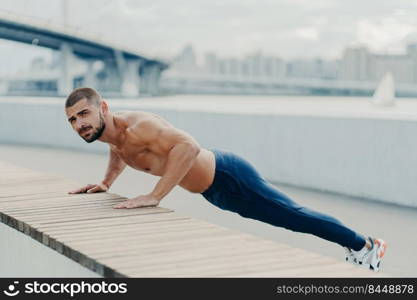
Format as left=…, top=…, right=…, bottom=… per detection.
left=203, top=51, right=285, bottom=79
left=340, top=44, right=417, bottom=83
left=171, top=44, right=198, bottom=72
left=204, top=52, right=218, bottom=74
left=340, top=47, right=369, bottom=81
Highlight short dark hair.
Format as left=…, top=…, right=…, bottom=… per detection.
left=65, top=87, right=101, bottom=108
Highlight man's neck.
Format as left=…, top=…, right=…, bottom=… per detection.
left=98, top=114, right=123, bottom=146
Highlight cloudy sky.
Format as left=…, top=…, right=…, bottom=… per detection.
left=1, top=0, right=417, bottom=72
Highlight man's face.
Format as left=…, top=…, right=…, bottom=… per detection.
left=65, top=98, right=106, bottom=143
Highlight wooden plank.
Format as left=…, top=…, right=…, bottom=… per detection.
left=34, top=212, right=190, bottom=231
left=3, top=206, right=172, bottom=224
left=46, top=219, right=217, bottom=237
left=0, top=182, right=77, bottom=193
left=91, top=238, right=286, bottom=261
left=0, top=192, right=122, bottom=202
left=97, top=241, right=293, bottom=268
left=1, top=210, right=173, bottom=235
left=59, top=225, right=234, bottom=248
left=51, top=224, right=224, bottom=246
left=0, top=185, right=79, bottom=198
left=55, top=233, right=256, bottom=267
left=0, top=208, right=173, bottom=235
left=66, top=232, right=264, bottom=257
left=0, top=196, right=124, bottom=211
left=56, top=229, right=243, bottom=255
left=109, top=241, right=297, bottom=265
left=121, top=251, right=337, bottom=277
left=0, top=198, right=124, bottom=214
left=108, top=250, right=301, bottom=277
left=1, top=197, right=162, bottom=213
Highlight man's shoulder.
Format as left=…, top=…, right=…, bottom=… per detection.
left=115, top=110, right=155, bottom=125
left=120, top=111, right=171, bottom=135
left=114, top=110, right=148, bottom=118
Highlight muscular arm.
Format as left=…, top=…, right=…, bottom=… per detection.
left=102, top=148, right=127, bottom=188
left=142, top=118, right=201, bottom=201
left=149, top=141, right=200, bottom=201
left=69, top=148, right=126, bottom=194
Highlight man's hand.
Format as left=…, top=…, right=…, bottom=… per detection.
left=68, top=182, right=109, bottom=194
left=113, top=194, right=160, bottom=209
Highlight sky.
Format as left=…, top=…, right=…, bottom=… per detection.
left=1, top=0, right=417, bottom=73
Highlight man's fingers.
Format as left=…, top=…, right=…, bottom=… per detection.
left=69, top=184, right=95, bottom=194
left=68, top=187, right=85, bottom=194
left=87, top=185, right=101, bottom=193
left=114, top=199, right=160, bottom=209
left=113, top=201, right=138, bottom=209
left=113, top=202, right=127, bottom=209
left=88, top=184, right=109, bottom=193
left=126, top=202, right=137, bottom=209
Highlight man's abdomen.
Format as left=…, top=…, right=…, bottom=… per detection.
left=179, top=148, right=216, bottom=193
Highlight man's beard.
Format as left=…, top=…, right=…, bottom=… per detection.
left=81, top=115, right=106, bottom=143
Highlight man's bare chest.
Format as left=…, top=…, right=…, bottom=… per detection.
left=111, top=143, right=166, bottom=174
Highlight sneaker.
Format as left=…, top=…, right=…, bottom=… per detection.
left=347, top=236, right=388, bottom=272
left=344, top=246, right=354, bottom=263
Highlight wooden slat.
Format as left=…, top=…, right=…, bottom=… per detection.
left=34, top=212, right=190, bottom=230
left=122, top=252, right=338, bottom=277
left=91, top=238, right=285, bottom=261
left=0, top=196, right=124, bottom=211
left=98, top=242, right=295, bottom=268
left=0, top=192, right=123, bottom=202
left=0, top=185, right=79, bottom=198
left=46, top=219, right=216, bottom=237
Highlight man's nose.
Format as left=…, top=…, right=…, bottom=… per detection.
left=76, top=121, right=87, bottom=132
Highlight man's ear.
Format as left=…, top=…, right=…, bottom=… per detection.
left=100, top=100, right=109, bottom=115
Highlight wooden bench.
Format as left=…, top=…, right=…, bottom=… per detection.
left=0, top=161, right=387, bottom=277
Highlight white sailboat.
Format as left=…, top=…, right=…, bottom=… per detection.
left=371, top=71, right=396, bottom=107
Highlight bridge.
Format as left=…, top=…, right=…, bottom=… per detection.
left=0, top=10, right=168, bottom=96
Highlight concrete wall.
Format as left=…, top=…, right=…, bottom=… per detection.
left=0, top=99, right=416, bottom=208
left=0, top=223, right=100, bottom=277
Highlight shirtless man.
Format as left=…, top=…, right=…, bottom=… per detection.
left=65, top=87, right=387, bottom=272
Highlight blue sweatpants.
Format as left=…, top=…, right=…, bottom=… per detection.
left=201, top=149, right=366, bottom=251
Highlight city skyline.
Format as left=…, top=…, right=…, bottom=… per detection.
left=170, top=42, right=417, bottom=82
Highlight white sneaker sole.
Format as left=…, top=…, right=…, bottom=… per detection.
left=369, top=239, right=388, bottom=272
left=344, top=239, right=388, bottom=272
